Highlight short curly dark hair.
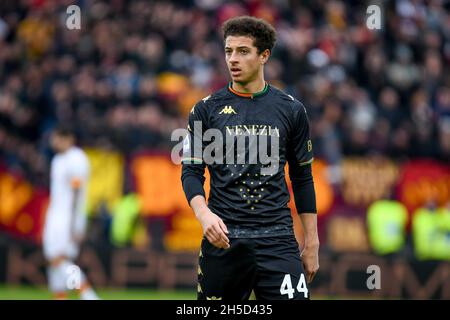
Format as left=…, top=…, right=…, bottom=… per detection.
left=54, top=124, right=76, bottom=139
left=222, top=16, right=276, bottom=54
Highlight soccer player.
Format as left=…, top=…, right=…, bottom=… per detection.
left=181, top=16, right=319, bottom=300
left=42, top=126, right=99, bottom=300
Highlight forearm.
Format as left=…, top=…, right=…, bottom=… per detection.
left=181, top=163, right=206, bottom=204
left=190, top=193, right=230, bottom=250
left=190, top=195, right=210, bottom=220
left=71, top=187, right=80, bottom=236
left=181, top=165, right=209, bottom=220
left=299, top=213, right=319, bottom=247
left=290, top=164, right=317, bottom=214
left=289, top=163, right=319, bottom=246
left=298, top=212, right=320, bottom=283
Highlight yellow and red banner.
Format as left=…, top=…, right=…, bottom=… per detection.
left=1, top=153, right=449, bottom=252
left=85, top=148, right=124, bottom=215
left=397, top=159, right=450, bottom=215
left=0, top=165, right=48, bottom=244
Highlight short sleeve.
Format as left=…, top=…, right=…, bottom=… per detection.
left=68, top=153, right=90, bottom=189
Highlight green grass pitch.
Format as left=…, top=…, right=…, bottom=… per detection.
left=0, top=286, right=376, bottom=300
left=0, top=285, right=196, bottom=300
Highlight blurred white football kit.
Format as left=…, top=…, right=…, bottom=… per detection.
left=43, top=146, right=89, bottom=260
left=43, top=146, right=98, bottom=299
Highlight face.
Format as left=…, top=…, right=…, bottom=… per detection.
left=225, top=35, right=269, bottom=84
left=50, top=132, right=72, bottom=153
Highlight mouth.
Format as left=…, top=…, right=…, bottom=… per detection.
left=230, top=67, right=242, bottom=76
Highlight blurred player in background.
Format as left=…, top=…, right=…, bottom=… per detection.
left=42, top=125, right=99, bottom=300
left=182, top=16, right=319, bottom=300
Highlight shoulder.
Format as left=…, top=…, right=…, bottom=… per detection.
left=190, top=86, right=232, bottom=114
left=269, top=85, right=307, bottom=114
left=51, top=154, right=61, bottom=167
left=67, top=148, right=89, bottom=166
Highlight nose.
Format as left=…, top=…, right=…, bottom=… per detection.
left=228, top=51, right=239, bottom=64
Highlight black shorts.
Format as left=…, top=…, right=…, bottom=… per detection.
left=197, top=235, right=310, bottom=300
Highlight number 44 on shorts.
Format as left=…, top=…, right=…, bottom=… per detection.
left=280, top=274, right=308, bottom=299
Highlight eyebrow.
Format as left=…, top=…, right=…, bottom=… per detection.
left=225, top=46, right=251, bottom=50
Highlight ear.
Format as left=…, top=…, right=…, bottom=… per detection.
left=260, top=49, right=270, bottom=65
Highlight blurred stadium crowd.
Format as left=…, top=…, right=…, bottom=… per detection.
left=1, top=1, right=450, bottom=299
left=0, top=0, right=449, bottom=186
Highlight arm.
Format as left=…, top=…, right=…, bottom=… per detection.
left=69, top=154, right=89, bottom=245
left=290, top=163, right=320, bottom=284
left=287, top=101, right=319, bottom=283
left=181, top=101, right=229, bottom=249
left=298, top=213, right=319, bottom=284
left=70, top=178, right=85, bottom=244
left=189, top=195, right=229, bottom=249
left=181, top=167, right=230, bottom=249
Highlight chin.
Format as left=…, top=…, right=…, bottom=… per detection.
left=229, top=73, right=243, bottom=82
left=231, top=76, right=247, bottom=83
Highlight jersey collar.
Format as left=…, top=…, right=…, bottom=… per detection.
left=228, top=82, right=269, bottom=99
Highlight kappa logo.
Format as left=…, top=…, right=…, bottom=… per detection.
left=219, top=105, right=237, bottom=115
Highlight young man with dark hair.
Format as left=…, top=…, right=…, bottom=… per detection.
left=42, top=125, right=99, bottom=300
left=181, top=16, right=319, bottom=300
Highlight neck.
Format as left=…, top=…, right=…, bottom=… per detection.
left=60, top=144, right=73, bottom=153
left=232, top=76, right=266, bottom=94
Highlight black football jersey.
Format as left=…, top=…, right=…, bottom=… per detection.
left=181, top=83, right=313, bottom=238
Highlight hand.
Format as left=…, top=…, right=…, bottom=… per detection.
left=197, top=209, right=230, bottom=249
left=301, top=241, right=319, bottom=284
